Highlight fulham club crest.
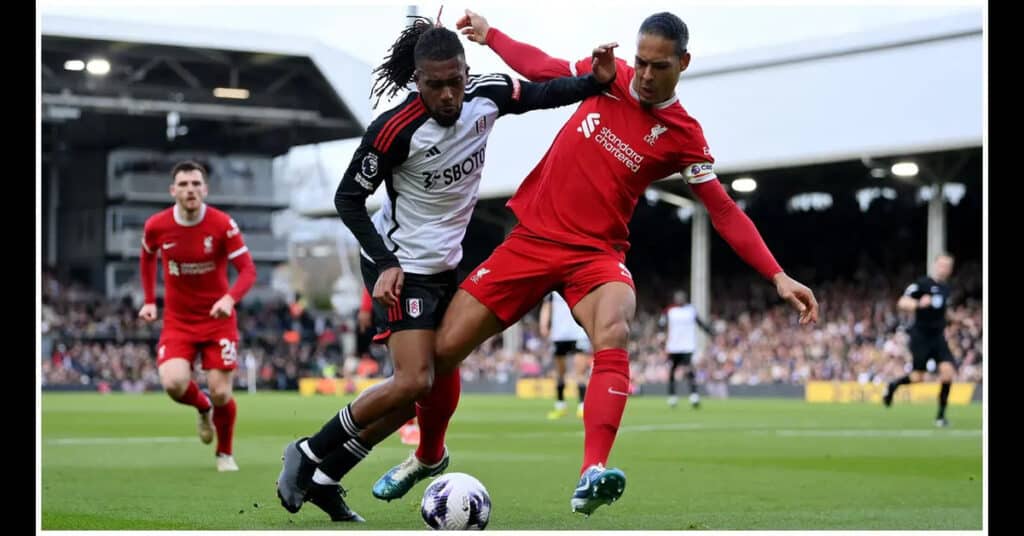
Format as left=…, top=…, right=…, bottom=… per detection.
left=407, top=298, right=422, bottom=318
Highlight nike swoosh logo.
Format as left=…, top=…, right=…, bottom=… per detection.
left=575, top=473, right=591, bottom=493
left=162, top=243, right=176, bottom=249
left=608, top=387, right=630, bottom=396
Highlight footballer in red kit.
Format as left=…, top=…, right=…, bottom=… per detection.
left=367, top=10, right=820, bottom=517
left=138, top=160, right=256, bottom=472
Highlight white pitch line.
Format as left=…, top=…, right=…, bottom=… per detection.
left=46, top=436, right=195, bottom=445
left=45, top=425, right=982, bottom=446
left=775, top=429, right=981, bottom=437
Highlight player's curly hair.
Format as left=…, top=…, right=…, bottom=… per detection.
left=370, top=16, right=465, bottom=107
left=639, top=12, right=689, bottom=57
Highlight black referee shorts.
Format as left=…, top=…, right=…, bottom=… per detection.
left=909, top=330, right=956, bottom=372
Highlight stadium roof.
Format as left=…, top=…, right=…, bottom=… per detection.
left=277, top=11, right=981, bottom=217
left=41, top=15, right=373, bottom=156
left=656, top=146, right=981, bottom=204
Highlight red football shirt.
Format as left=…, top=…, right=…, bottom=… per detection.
left=142, top=203, right=249, bottom=334
left=507, top=58, right=716, bottom=254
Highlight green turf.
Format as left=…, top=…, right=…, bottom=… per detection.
left=41, top=392, right=982, bottom=530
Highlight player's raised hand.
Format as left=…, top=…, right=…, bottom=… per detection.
left=919, top=295, right=932, bottom=308
left=209, top=294, right=236, bottom=319
left=138, top=303, right=158, bottom=322
left=591, top=42, right=619, bottom=84
left=456, top=9, right=490, bottom=45
left=773, top=273, right=819, bottom=325
left=374, top=266, right=405, bottom=309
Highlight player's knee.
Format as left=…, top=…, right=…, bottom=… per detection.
left=433, top=341, right=463, bottom=375
left=593, top=319, right=630, bottom=349
left=434, top=333, right=459, bottom=366
left=160, top=376, right=188, bottom=398
left=208, top=385, right=232, bottom=406
left=394, top=369, right=433, bottom=401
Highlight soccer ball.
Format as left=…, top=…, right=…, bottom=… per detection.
left=420, top=472, right=491, bottom=530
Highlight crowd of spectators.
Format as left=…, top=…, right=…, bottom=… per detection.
left=42, top=260, right=983, bottom=394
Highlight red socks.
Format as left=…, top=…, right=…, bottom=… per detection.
left=581, top=348, right=630, bottom=473
left=213, top=398, right=237, bottom=456
left=415, top=368, right=461, bottom=465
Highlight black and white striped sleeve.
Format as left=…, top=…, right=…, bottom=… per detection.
left=469, top=72, right=608, bottom=117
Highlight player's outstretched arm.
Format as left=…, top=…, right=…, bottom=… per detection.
left=456, top=9, right=574, bottom=81
left=690, top=179, right=818, bottom=324
left=495, top=43, right=617, bottom=115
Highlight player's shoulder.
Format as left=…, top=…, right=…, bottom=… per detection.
left=659, top=101, right=714, bottom=161
left=203, top=205, right=231, bottom=223
left=145, top=206, right=176, bottom=228
left=368, top=93, right=423, bottom=129
left=204, top=206, right=242, bottom=232
left=661, top=101, right=706, bottom=134
left=366, top=93, right=430, bottom=154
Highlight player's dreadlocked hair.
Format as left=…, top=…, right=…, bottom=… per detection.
left=638, top=12, right=689, bottom=57
left=370, top=16, right=466, bottom=107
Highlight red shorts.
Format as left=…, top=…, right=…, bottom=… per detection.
left=460, top=229, right=636, bottom=326
left=157, top=329, right=239, bottom=371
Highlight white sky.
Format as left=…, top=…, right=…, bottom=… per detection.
left=41, top=0, right=982, bottom=79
